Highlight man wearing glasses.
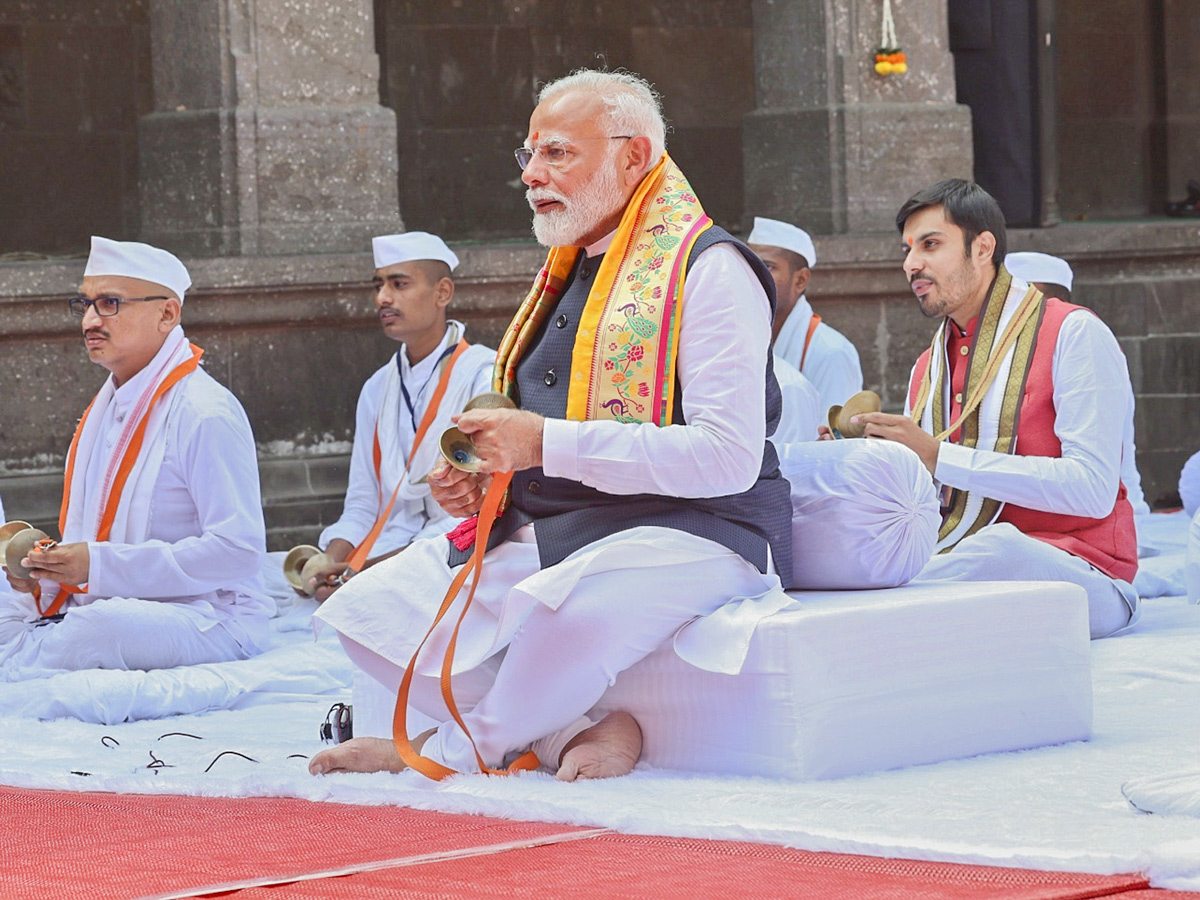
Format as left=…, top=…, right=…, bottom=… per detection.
left=312, top=70, right=791, bottom=781
left=0, top=237, right=272, bottom=678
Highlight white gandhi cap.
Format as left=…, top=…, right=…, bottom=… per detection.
left=1005, top=251, right=1073, bottom=291
left=747, top=217, right=817, bottom=268
left=84, top=236, right=192, bottom=302
left=372, top=232, right=460, bottom=271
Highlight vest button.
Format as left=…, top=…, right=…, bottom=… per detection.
left=960, top=345, right=969, bottom=356
left=544, top=369, right=557, bottom=386
left=954, top=392, right=963, bottom=404
left=528, top=480, right=543, bottom=494
left=555, top=314, right=568, bottom=329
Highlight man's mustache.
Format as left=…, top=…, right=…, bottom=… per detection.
left=526, top=189, right=566, bottom=209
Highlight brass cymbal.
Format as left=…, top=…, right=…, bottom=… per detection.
left=436, top=391, right=518, bottom=472
left=282, top=544, right=321, bottom=592
left=439, top=427, right=484, bottom=472
left=827, top=390, right=882, bottom=439
left=2, top=523, right=51, bottom=580
left=462, top=391, right=516, bottom=412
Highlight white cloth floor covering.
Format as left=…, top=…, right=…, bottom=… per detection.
left=2, top=528, right=1200, bottom=892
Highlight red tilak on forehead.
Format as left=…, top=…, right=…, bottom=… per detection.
left=532, top=131, right=539, bottom=142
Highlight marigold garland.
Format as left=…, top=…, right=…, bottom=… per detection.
left=874, top=0, right=908, bottom=75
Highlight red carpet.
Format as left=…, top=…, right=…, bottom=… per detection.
left=4, top=786, right=592, bottom=900
left=1, top=786, right=1191, bottom=900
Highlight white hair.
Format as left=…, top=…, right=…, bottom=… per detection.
left=537, top=69, right=667, bottom=162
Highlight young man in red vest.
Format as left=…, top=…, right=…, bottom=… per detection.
left=845, top=180, right=1138, bottom=639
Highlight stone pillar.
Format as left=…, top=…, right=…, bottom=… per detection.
left=138, top=0, right=401, bottom=256
left=1163, top=0, right=1200, bottom=205
left=743, top=0, right=973, bottom=234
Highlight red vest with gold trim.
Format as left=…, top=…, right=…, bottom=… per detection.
left=909, top=298, right=1137, bottom=583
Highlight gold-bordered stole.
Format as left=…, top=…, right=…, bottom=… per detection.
left=934, top=269, right=1044, bottom=547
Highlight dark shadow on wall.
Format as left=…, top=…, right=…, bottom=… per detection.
left=371, top=0, right=756, bottom=241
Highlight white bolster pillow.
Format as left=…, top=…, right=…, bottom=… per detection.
left=776, top=439, right=940, bottom=590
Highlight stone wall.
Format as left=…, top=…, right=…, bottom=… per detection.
left=373, top=0, right=755, bottom=239
left=0, top=0, right=151, bottom=254
left=3, top=220, right=1198, bottom=549
left=1056, top=0, right=1166, bottom=219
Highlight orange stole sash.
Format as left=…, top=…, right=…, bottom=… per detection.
left=40, top=343, right=204, bottom=617
left=344, top=340, right=469, bottom=574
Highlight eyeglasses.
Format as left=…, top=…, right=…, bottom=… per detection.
left=514, top=135, right=634, bottom=171
left=68, top=295, right=169, bottom=317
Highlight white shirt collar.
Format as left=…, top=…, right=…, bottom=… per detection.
left=399, top=320, right=463, bottom=380
left=110, top=326, right=187, bottom=411
left=583, top=230, right=617, bottom=259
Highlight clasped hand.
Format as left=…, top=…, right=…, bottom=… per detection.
left=5, top=541, right=90, bottom=592
left=427, top=408, right=545, bottom=518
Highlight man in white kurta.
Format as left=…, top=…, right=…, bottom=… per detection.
left=0, top=237, right=271, bottom=680
left=302, top=233, right=495, bottom=602
left=1005, top=251, right=1150, bottom=518
left=748, top=217, right=863, bottom=412
left=310, top=70, right=792, bottom=781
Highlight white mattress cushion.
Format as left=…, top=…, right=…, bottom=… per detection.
left=593, top=580, right=1092, bottom=780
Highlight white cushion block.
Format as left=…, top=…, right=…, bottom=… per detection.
left=592, top=580, right=1092, bottom=780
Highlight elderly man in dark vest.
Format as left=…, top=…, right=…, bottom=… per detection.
left=310, top=70, right=792, bottom=781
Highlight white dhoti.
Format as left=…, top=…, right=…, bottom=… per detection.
left=912, top=522, right=1138, bottom=639
left=315, top=525, right=781, bottom=773
left=0, top=594, right=255, bottom=681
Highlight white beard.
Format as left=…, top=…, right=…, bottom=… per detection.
left=528, top=157, right=623, bottom=248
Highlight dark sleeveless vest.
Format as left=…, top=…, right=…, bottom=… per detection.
left=450, top=226, right=794, bottom=584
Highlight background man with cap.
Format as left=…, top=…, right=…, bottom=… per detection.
left=301, top=232, right=496, bottom=603
left=1006, top=251, right=1150, bottom=518
left=748, top=217, right=864, bottom=412
left=0, top=237, right=272, bottom=677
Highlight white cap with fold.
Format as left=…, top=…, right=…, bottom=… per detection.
left=747, top=217, right=817, bottom=268
left=84, top=236, right=192, bottom=302
left=1005, top=251, right=1073, bottom=291
left=372, top=232, right=460, bottom=271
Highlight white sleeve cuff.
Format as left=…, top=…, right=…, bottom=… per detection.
left=541, top=417, right=581, bottom=481
left=932, top=440, right=975, bottom=489
left=83, top=541, right=105, bottom=596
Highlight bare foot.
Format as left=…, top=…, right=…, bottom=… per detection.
left=308, top=738, right=405, bottom=776
left=556, top=711, right=642, bottom=782
left=308, top=728, right=436, bottom=776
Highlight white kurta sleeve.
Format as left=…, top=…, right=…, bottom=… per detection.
left=86, top=403, right=265, bottom=599
left=932, top=311, right=1128, bottom=518
left=542, top=242, right=771, bottom=498
left=319, top=372, right=387, bottom=550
